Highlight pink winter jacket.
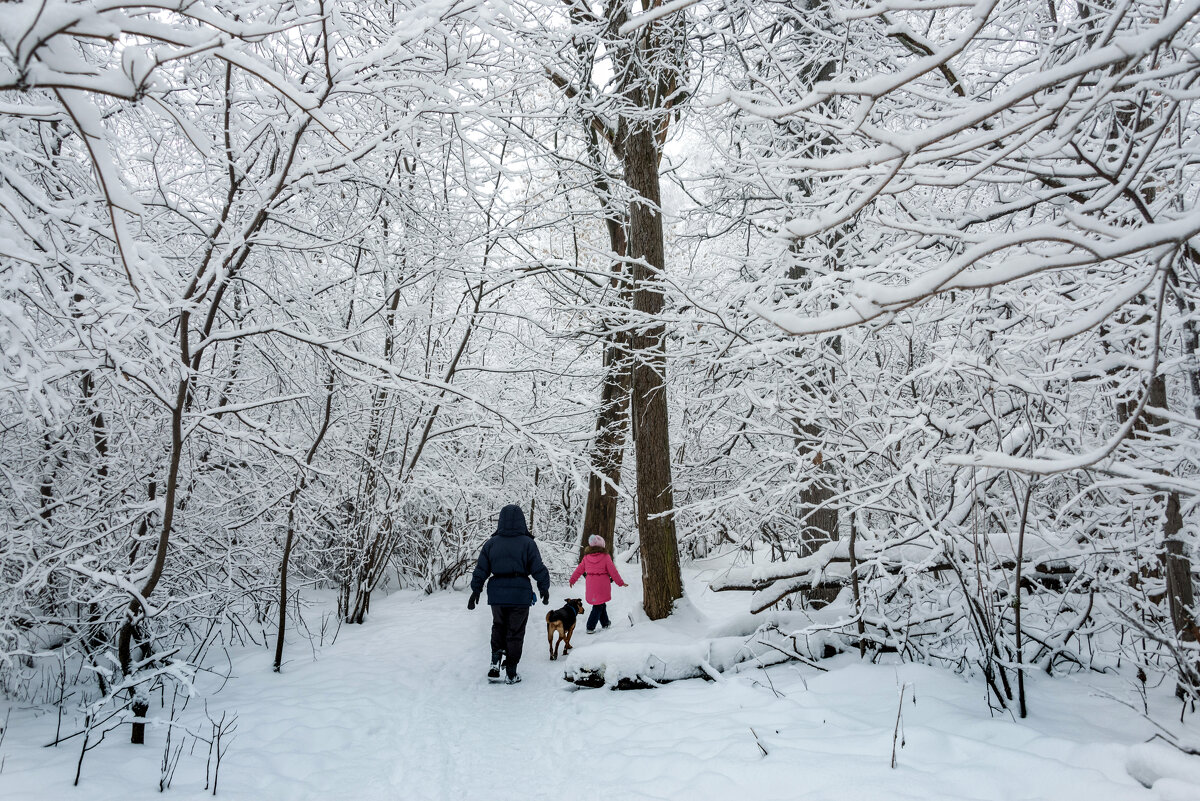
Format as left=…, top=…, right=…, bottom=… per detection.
left=569, top=549, right=626, bottom=605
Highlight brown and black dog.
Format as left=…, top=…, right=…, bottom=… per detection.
left=546, top=598, right=585, bottom=660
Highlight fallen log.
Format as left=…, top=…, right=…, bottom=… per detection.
left=562, top=628, right=834, bottom=689
left=565, top=666, right=709, bottom=690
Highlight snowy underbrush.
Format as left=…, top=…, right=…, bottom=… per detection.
left=0, top=590, right=348, bottom=793
left=697, top=527, right=1198, bottom=719
left=560, top=566, right=1200, bottom=799
left=3, top=580, right=1200, bottom=801
left=566, top=547, right=1200, bottom=801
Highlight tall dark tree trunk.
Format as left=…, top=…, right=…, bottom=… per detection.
left=1165, top=275, right=1200, bottom=664
left=1163, top=492, right=1198, bottom=643
left=1116, top=348, right=1199, bottom=694
left=767, top=0, right=847, bottom=596
left=1144, top=374, right=1200, bottom=692
left=786, top=254, right=842, bottom=605
left=790, top=336, right=842, bottom=606
left=624, top=121, right=683, bottom=619
left=794, top=423, right=838, bottom=550
left=555, top=0, right=687, bottom=615
left=794, top=419, right=841, bottom=606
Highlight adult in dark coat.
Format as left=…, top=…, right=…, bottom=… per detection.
left=468, top=504, right=550, bottom=683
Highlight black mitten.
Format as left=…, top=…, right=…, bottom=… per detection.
left=468, top=590, right=480, bottom=610
left=540, top=590, right=550, bottom=605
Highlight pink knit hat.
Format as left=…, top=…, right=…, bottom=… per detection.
left=588, top=534, right=606, bottom=548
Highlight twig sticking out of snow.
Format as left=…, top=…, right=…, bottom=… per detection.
left=750, top=727, right=769, bottom=757
left=891, top=682, right=908, bottom=769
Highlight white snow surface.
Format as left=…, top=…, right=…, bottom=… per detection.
left=1, top=564, right=1194, bottom=801
left=1127, top=742, right=1200, bottom=798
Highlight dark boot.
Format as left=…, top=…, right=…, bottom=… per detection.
left=488, top=651, right=505, bottom=682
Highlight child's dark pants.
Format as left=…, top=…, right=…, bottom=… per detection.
left=586, top=603, right=610, bottom=631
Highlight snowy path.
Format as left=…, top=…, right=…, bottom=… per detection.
left=1, top=575, right=1190, bottom=801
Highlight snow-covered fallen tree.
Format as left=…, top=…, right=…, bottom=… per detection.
left=563, top=604, right=841, bottom=689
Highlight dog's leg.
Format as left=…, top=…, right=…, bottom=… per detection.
left=563, top=625, right=575, bottom=654
left=547, top=622, right=555, bottom=660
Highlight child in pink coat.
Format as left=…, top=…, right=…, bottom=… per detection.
left=569, top=535, right=627, bottom=633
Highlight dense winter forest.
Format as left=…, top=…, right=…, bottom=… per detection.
left=1, top=0, right=1199, bottom=796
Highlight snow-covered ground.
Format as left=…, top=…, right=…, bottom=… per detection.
left=2, top=565, right=1198, bottom=801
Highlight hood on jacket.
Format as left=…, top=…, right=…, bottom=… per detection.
left=583, top=545, right=607, bottom=555
left=495, top=504, right=530, bottom=538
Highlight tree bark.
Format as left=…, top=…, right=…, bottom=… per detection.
left=793, top=420, right=840, bottom=606
left=1143, top=375, right=1199, bottom=659
left=624, top=122, right=683, bottom=619
left=1120, top=361, right=1199, bottom=694
left=1152, top=372, right=1199, bottom=694
left=558, top=0, right=686, bottom=615
left=786, top=261, right=841, bottom=606
left=1163, top=492, right=1198, bottom=646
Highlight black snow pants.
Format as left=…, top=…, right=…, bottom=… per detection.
left=490, top=605, right=530, bottom=677
left=586, top=602, right=611, bottom=631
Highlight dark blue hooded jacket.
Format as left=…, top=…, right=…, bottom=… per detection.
left=470, top=505, right=551, bottom=606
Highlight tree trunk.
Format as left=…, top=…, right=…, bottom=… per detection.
left=557, top=0, right=686, bottom=616
left=1143, top=376, right=1198, bottom=654
left=793, top=418, right=840, bottom=606
left=787, top=258, right=841, bottom=606
left=625, top=122, right=683, bottom=619
left=1125, top=366, right=1199, bottom=693
left=1154, top=372, right=1199, bottom=695
left=1163, top=491, right=1199, bottom=654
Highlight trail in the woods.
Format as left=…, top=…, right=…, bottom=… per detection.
left=1, top=569, right=1186, bottom=800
